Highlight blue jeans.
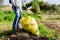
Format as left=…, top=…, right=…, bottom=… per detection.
left=12, top=6, right=22, bottom=29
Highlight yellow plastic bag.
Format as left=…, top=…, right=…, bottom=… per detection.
left=20, top=16, right=40, bottom=36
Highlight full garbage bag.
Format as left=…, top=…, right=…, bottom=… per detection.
left=20, top=16, right=40, bottom=36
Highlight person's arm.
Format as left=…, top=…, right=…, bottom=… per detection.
left=22, top=0, right=26, bottom=6
left=11, top=0, right=15, bottom=6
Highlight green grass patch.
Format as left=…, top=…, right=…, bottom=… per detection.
left=0, top=30, right=17, bottom=37
left=22, top=10, right=42, bottom=19
left=0, top=10, right=15, bottom=22
left=0, top=10, right=42, bottom=22
left=38, top=23, right=57, bottom=40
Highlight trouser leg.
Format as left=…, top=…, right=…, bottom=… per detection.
left=17, top=7, right=22, bottom=29
left=12, top=6, right=19, bottom=29
left=13, top=15, right=19, bottom=29
left=12, top=6, right=22, bottom=29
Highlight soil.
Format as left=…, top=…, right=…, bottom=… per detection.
left=41, top=20, right=60, bottom=33
left=9, top=29, right=49, bottom=40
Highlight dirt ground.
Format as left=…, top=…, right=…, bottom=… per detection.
left=8, top=29, right=49, bottom=40
left=41, top=20, right=60, bottom=33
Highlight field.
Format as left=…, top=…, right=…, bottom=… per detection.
left=0, top=10, right=60, bottom=40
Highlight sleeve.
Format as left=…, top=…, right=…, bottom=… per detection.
left=22, top=0, right=26, bottom=6
left=11, top=0, right=15, bottom=5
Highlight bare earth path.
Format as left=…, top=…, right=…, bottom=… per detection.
left=41, top=20, right=60, bottom=33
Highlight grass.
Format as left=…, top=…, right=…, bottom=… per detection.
left=0, top=10, right=42, bottom=22
left=0, top=30, right=17, bottom=37
left=0, top=10, right=60, bottom=40
left=0, top=21, right=19, bottom=38
left=0, top=21, right=12, bottom=32
left=38, top=24, right=56, bottom=40
left=22, top=10, right=42, bottom=20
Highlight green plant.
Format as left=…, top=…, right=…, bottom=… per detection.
left=0, top=10, right=15, bottom=22
left=32, top=0, right=41, bottom=14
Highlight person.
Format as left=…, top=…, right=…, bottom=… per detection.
left=9, top=0, right=26, bottom=29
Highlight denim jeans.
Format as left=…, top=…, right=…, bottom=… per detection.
left=12, top=6, right=22, bottom=29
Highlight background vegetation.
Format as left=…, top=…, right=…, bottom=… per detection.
left=0, top=0, right=60, bottom=40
